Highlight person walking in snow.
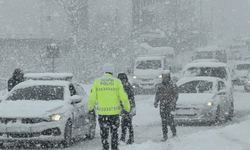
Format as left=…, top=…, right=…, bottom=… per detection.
left=88, top=63, right=130, bottom=150
left=117, top=73, right=136, bottom=145
left=8, top=68, right=24, bottom=92
left=154, top=70, right=179, bottom=141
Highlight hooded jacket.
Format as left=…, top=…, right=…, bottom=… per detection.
left=118, top=73, right=136, bottom=116
left=8, top=68, right=24, bottom=92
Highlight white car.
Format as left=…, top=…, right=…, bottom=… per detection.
left=182, top=61, right=234, bottom=101
left=232, top=61, right=250, bottom=85
left=175, top=77, right=234, bottom=125
left=0, top=73, right=96, bottom=148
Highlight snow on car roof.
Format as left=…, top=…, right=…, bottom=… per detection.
left=176, top=76, right=222, bottom=86
left=12, top=80, right=70, bottom=90
left=191, top=59, right=220, bottom=63
left=183, top=62, right=228, bottom=69
left=24, top=73, right=73, bottom=81
left=148, top=47, right=175, bottom=55
left=195, top=45, right=225, bottom=52
left=235, top=61, right=250, bottom=65
left=135, top=55, right=164, bottom=61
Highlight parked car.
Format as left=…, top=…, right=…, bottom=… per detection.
left=232, top=61, right=250, bottom=85
left=0, top=73, right=96, bottom=148
left=182, top=61, right=234, bottom=101
left=175, top=77, right=234, bottom=125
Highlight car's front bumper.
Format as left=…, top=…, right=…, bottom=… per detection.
left=174, top=107, right=217, bottom=124
left=0, top=119, right=66, bottom=142
left=132, top=78, right=161, bottom=90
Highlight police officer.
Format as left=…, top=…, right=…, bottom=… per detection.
left=88, top=63, right=130, bottom=150
left=117, top=73, right=136, bottom=145
left=154, top=70, right=178, bottom=141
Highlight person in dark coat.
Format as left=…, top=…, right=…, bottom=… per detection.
left=154, top=70, right=178, bottom=141
left=118, top=73, right=136, bottom=145
left=8, top=68, right=24, bottom=92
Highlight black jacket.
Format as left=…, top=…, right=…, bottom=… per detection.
left=8, top=68, right=24, bottom=91
left=118, top=73, right=136, bottom=116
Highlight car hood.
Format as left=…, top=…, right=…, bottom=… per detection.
left=177, top=93, right=215, bottom=107
left=0, top=100, right=65, bottom=118
left=133, top=69, right=163, bottom=78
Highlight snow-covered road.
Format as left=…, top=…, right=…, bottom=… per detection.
left=65, top=85, right=250, bottom=150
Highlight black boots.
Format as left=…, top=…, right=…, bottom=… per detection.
left=161, top=135, right=168, bottom=142
left=126, top=139, right=134, bottom=144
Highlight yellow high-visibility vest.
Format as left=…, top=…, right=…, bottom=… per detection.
left=88, top=73, right=130, bottom=115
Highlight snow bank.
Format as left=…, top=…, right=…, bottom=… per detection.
left=122, top=116, right=250, bottom=150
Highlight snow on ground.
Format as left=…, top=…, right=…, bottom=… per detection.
left=76, top=85, right=250, bottom=150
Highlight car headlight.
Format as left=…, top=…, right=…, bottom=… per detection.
left=206, top=102, right=213, bottom=106
left=158, top=75, right=162, bottom=78
left=50, top=114, right=61, bottom=121
left=133, top=76, right=137, bottom=79
left=248, top=81, right=250, bottom=83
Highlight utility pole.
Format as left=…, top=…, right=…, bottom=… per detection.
left=199, top=0, right=203, bottom=47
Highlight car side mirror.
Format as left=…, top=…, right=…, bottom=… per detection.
left=70, top=95, right=82, bottom=104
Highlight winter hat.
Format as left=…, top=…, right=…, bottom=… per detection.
left=102, top=63, right=115, bottom=73
left=162, top=70, right=171, bottom=76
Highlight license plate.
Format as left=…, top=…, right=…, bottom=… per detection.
left=177, top=109, right=195, bottom=115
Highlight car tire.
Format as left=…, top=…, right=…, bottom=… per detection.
left=228, top=102, right=234, bottom=121
left=63, top=120, right=73, bottom=148
left=214, top=105, right=221, bottom=125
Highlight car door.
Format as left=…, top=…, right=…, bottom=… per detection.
left=68, top=83, right=84, bottom=136
left=217, top=81, right=230, bottom=112
left=73, top=83, right=90, bottom=134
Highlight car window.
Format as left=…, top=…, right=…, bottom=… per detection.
left=135, top=60, right=162, bottom=69
left=74, top=83, right=87, bottom=96
left=178, top=80, right=213, bottom=93
left=185, top=67, right=228, bottom=80
left=218, top=81, right=226, bottom=91
left=236, top=64, right=250, bottom=70
left=69, top=84, right=77, bottom=96
left=6, top=85, right=64, bottom=101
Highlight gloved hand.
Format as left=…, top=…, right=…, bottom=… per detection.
left=154, top=102, right=158, bottom=108
left=89, top=110, right=95, bottom=116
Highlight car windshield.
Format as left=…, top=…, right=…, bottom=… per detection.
left=195, top=51, right=214, bottom=59
left=236, top=64, right=250, bottom=70
left=135, top=60, right=162, bottom=69
left=185, top=67, right=228, bottom=80
left=178, top=80, right=213, bottom=93
left=6, top=85, right=64, bottom=101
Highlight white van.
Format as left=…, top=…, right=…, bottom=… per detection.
left=193, top=45, right=227, bottom=63
left=132, top=46, right=176, bottom=93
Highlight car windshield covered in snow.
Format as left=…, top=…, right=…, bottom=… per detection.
left=6, top=85, right=64, bottom=101
left=135, top=60, right=162, bottom=69
left=236, top=64, right=250, bottom=70
left=185, top=67, right=228, bottom=80
left=195, top=51, right=214, bottom=59
left=178, top=80, right=213, bottom=93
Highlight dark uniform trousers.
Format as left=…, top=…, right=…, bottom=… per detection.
left=120, top=114, right=134, bottom=141
left=98, top=115, right=120, bottom=150
left=160, top=104, right=176, bottom=136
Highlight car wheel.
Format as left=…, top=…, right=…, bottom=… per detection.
left=63, top=120, right=73, bottom=148
left=214, top=105, right=221, bottom=125
left=228, top=102, right=234, bottom=121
